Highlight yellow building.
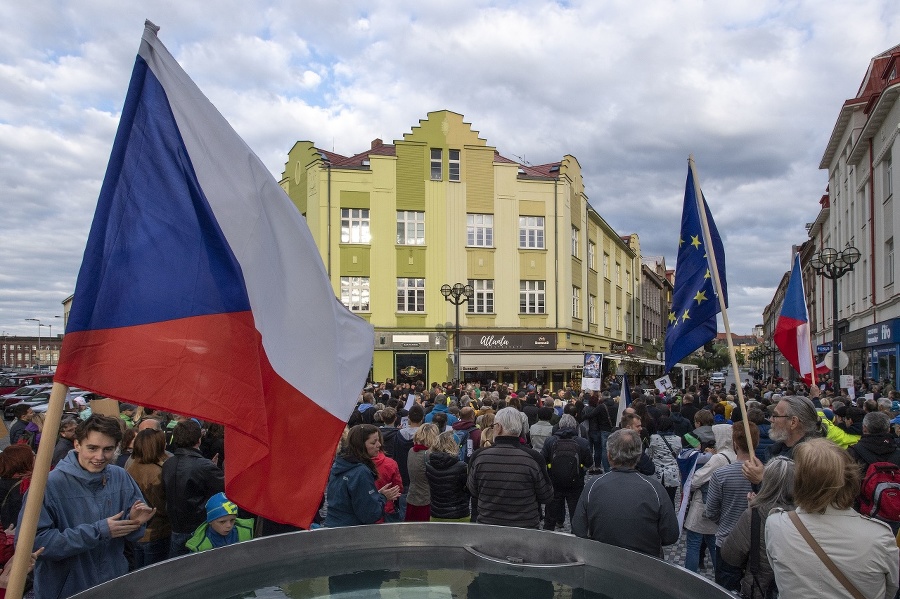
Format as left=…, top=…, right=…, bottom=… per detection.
left=280, top=111, right=641, bottom=388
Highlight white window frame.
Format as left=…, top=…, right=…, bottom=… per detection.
left=397, top=211, right=425, bottom=245
left=603, top=253, right=610, bottom=279
left=887, top=237, right=895, bottom=286
left=449, top=149, right=460, bottom=182
left=519, top=216, right=545, bottom=249
left=340, top=208, right=371, bottom=244
left=588, top=242, right=596, bottom=270
left=589, top=295, right=597, bottom=324
left=571, top=226, right=580, bottom=257
left=467, top=279, right=494, bottom=314
left=572, top=286, right=580, bottom=319
left=340, top=277, right=370, bottom=312
left=616, top=307, right=622, bottom=331
left=616, top=263, right=621, bottom=286
left=604, top=302, right=610, bottom=328
left=467, top=213, right=494, bottom=247
left=520, top=280, right=546, bottom=314
left=431, top=148, right=442, bottom=181
left=397, top=278, right=425, bottom=313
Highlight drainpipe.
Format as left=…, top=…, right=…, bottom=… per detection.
left=320, top=153, right=332, bottom=278
left=554, top=176, right=559, bottom=330
left=869, top=138, right=876, bottom=320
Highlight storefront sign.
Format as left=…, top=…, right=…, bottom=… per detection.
left=816, top=344, right=832, bottom=354
left=866, top=319, right=899, bottom=345
left=459, top=332, right=558, bottom=351
left=610, top=342, right=635, bottom=353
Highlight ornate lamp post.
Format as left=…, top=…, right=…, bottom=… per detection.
left=809, top=244, right=861, bottom=381
left=441, top=283, right=474, bottom=383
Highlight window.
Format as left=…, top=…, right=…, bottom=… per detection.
left=467, top=214, right=494, bottom=247
left=604, top=302, right=610, bottom=328
left=520, top=280, right=546, bottom=314
left=572, top=286, right=580, bottom=319
left=340, top=278, right=370, bottom=312
left=397, top=278, right=425, bottom=312
left=519, top=216, right=545, bottom=249
left=588, top=242, right=596, bottom=270
left=887, top=238, right=895, bottom=286
left=616, top=307, right=622, bottom=331
left=616, top=263, right=621, bottom=286
left=603, top=253, right=610, bottom=279
left=431, top=148, right=442, bottom=180
left=571, top=227, right=580, bottom=257
left=340, top=208, right=370, bottom=243
left=589, top=295, right=597, bottom=324
left=467, top=279, right=494, bottom=313
left=397, top=211, right=425, bottom=245
left=449, top=149, right=460, bottom=182
left=886, top=154, right=893, bottom=199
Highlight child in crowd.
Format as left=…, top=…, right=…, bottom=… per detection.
left=186, top=493, right=253, bottom=553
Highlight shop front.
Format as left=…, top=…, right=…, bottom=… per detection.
left=373, top=332, right=448, bottom=385
left=843, top=318, right=900, bottom=388
left=457, top=332, right=584, bottom=390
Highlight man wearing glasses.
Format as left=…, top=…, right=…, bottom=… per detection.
left=742, top=393, right=824, bottom=485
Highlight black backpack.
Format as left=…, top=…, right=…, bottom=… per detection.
left=548, top=438, right=581, bottom=489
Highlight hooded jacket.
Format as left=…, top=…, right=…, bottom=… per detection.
left=425, top=451, right=469, bottom=519
left=324, top=456, right=386, bottom=527
left=23, top=451, right=146, bottom=599
left=424, top=402, right=458, bottom=427
left=848, top=432, right=900, bottom=476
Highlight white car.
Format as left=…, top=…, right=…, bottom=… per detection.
left=710, top=372, right=726, bottom=385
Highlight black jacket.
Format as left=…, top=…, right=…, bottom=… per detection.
left=849, top=433, right=900, bottom=477
left=162, top=447, right=224, bottom=533
left=425, top=451, right=469, bottom=519
left=540, top=427, right=593, bottom=485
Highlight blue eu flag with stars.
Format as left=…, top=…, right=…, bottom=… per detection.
left=664, top=164, right=727, bottom=373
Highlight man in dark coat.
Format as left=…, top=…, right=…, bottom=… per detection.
left=848, top=411, right=900, bottom=477
left=541, top=414, right=592, bottom=530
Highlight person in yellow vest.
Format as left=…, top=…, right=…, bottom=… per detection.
left=186, top=492, right=253, bottom=552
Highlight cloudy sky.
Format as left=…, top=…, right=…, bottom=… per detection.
left=2, top=1, right=898, bottom=340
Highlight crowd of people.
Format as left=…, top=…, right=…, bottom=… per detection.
left=2, top=373, right=899, bottom=598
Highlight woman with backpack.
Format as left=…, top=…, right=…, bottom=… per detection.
left=424, top=431, right=470, bottom=522
left=648, top=415, right=682, bottom=507
left=540, top=414, right=592, bottom=531
left=720, top=456, right=794, bottom=599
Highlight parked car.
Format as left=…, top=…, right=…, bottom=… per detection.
left=0, top=373, right=54, bottom=396
left=2, top=383, right=54, bottom=413
left=31, top=391, right=102, bottom=415
left=710, top=371, right=726, bottom=385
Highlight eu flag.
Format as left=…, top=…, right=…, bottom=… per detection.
left=664, top=164, right=727, bottom=372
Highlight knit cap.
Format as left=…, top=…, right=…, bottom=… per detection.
left=206, top=492, right=238, bottom=523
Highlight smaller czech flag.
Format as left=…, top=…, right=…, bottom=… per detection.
left=774, top=254, right=822, bottom=384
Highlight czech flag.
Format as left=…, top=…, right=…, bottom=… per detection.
left=55, top=22, right=374, bottom=528
left=774, top=254, right=825, bottom=385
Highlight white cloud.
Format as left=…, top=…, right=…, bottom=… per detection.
left=1, top=0, right=899, bottom=337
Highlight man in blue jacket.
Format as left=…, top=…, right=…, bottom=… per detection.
left=21, top=414, right=155, bottom=598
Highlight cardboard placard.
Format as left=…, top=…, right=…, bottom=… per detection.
left=89, top=399, right=120, bottom=418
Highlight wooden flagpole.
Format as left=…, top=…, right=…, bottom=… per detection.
left=6, top=382, right=69, bottom=599
left=689, top=156, right=755, bottom=454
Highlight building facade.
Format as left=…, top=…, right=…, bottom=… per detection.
left=1, top=335, right=62, bottom=370
left=280, top=110, right=642, bottom=388
left=811, top=44, right=900, bottom=387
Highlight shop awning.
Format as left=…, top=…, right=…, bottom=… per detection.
left=459, top=352, right=585, bottom=371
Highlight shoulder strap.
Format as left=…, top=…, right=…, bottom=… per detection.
left=787, top=511, right=865, bottom=599
left=659, top=434, right=678, bottom=459
left=748, top=507, right=761, bottom=574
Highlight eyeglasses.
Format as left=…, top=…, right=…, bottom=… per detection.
left=770, top=414, right=793, bottom=419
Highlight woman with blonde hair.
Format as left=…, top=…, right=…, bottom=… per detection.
left=766, top=438, right=898, bottom=598
left=425, top=431, right=469, bottom=522
left=404, top=423, right=438, bottom=522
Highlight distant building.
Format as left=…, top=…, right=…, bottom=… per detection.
left=280, top=110, right=643, bottom=387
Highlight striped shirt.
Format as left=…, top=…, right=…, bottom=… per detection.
left=704, top=461, right=752, bottom=547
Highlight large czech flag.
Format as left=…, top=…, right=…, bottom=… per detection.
left=55, top=21, right=374, bottom=528
left=774, top=254, right=821, bottom=385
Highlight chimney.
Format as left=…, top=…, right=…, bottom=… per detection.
left=371, top=138, right=383, bottom=149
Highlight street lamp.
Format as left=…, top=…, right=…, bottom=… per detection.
left=810, top=244, right=861, bottom=382
left=441, top=283, right=474, bottom=383
left=25, top=318, right=41, bottom=370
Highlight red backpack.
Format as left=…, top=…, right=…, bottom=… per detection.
left=859, top=462, right=900, bottom=523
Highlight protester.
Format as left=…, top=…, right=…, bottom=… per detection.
left=125, top=429, right=171, bottom=568
left=186, top=492, right=253, bottom=552
left=572, top=428, right=679, bottom=557
left=743, top=395, right=823, bottom=485
left=23, top=414, right=155, bottom=599
left=51, top=417, right=78, bottom=468
left=541, top=413, right=592, bottom=530
left=766, top=438, right=898, bottom=598
left=425, top=431, right=470, bottom=522
left=404, top=423, right=438, bottom=522
left=0, top=446, right=33, bottom=530
left=467, top=407, right=553, bottom=528
left=720, top=456, right=795, bottom=599
left=162, top=419, right=224, bottom=557
left=7, top=405, right=34, bottom=447
left=325, top=424, right=400, bottom=527
left=648, top=415, right=682, bottom=506
left=372, top=429, right=404, bottom=522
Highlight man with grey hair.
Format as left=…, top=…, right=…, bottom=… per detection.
left=743, top=394, right=824, bottom=484
left=848, top=411, right=900, bottom=478
left=572, top=429, right=679, bottom=556
left=540, top=413, right=593, bottom=530
left=467, top=406, right=553, bottom=528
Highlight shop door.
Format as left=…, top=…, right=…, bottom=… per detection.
left=396, top=353, right=427, bottom=386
